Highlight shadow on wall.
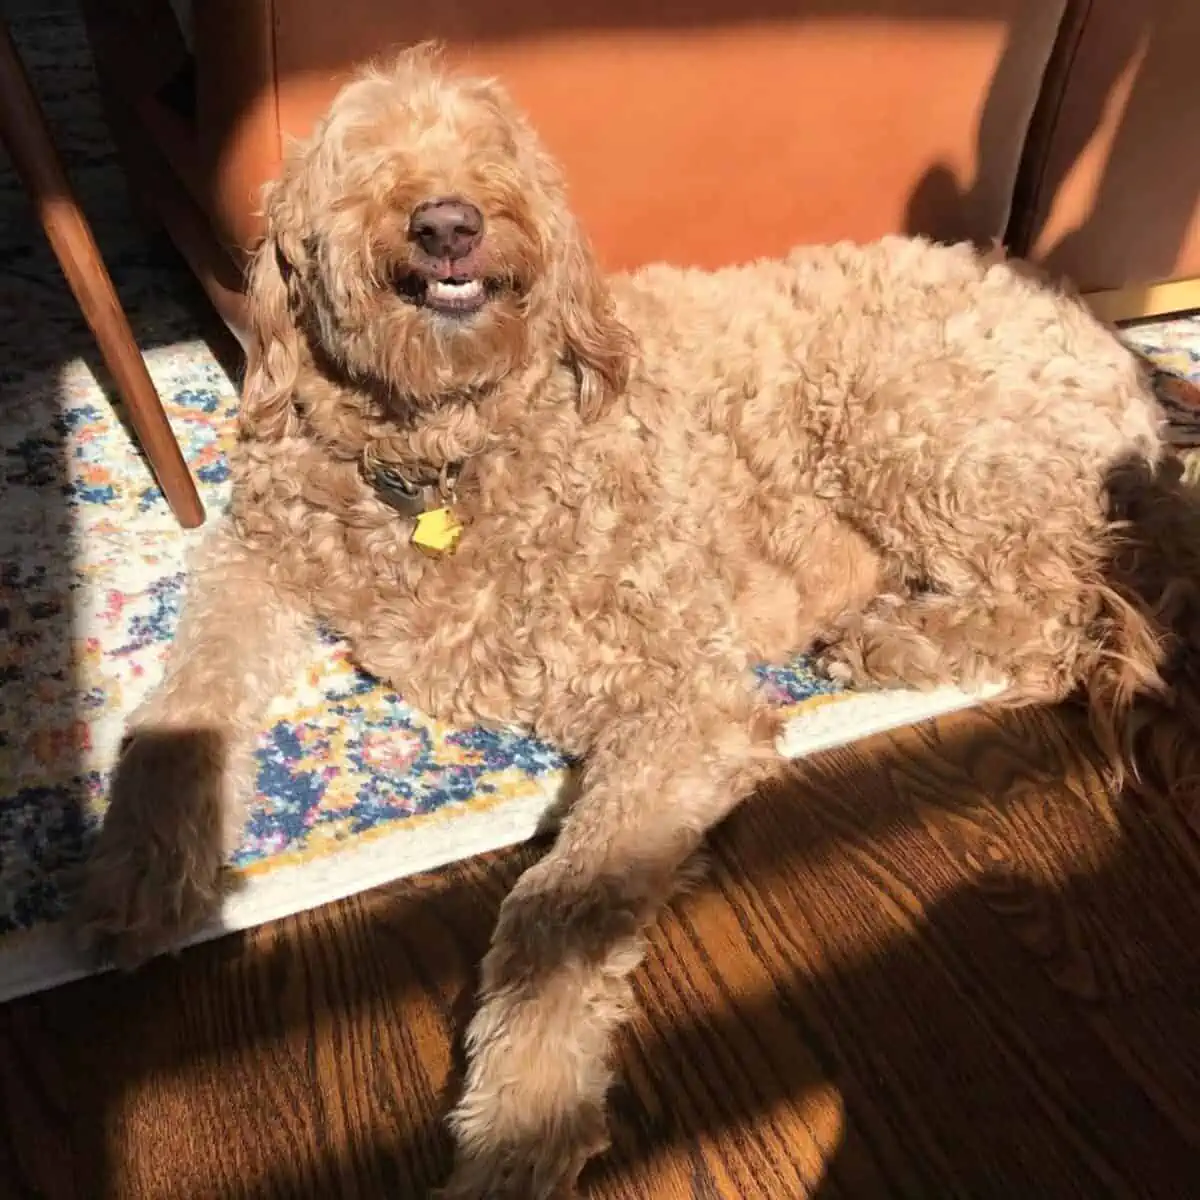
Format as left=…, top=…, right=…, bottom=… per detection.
left=1009, top=0, right=1200, bottom=293
left=911, top=0, right=1200, bottom=293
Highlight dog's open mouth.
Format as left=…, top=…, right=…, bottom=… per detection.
left=394, top=269, right=497, bottom=317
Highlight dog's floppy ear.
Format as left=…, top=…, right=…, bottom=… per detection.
left=480, top=86, right=634, bottom=422
left=240, top=183, right=307, bottom=441
left=554, top=218, right=635, bottom=424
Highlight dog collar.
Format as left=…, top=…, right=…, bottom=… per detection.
left=369, top=461, right=457, bottom=519
left=365, top=455, right=467, bottom=554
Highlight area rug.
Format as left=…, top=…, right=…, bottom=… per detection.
left=2, top=12, right=1199, bottom=1004
left=0, top=323, right=1009, bottom=1001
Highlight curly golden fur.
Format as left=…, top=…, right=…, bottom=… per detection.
left=78, top=48, right=1200, bottom=1198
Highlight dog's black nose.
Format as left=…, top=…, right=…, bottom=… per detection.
left=409, top=199, right=483, bottom=261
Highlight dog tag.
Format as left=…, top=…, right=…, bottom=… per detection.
left=412, top=507, right=463, bottom=554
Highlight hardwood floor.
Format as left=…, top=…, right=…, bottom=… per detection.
left=2, top=702, right=1199, bottom=1198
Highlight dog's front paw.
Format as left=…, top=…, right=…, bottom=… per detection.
left=437, top=1105, right=609, bottom=1200
left=74, top=728, right=231, bottom=968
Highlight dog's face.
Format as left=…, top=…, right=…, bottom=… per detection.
left=244, top=47, right=631, bottom=433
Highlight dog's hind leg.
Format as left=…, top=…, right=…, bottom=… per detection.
left=815, top=587, right=1075, bottom=698
left=440, top=686, right=782, bottom=1200
left=75, top=519, right=315, bottom=966
left=814, top=534, right=1164, bottom=716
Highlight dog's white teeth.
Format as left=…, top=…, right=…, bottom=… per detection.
left=428, top=279, right=483, bottom=301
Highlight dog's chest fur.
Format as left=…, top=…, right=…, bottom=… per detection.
left=228, top=357, right=865, bottom=751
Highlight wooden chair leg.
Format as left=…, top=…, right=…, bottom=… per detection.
left=0, top=21, right=204, bottom=529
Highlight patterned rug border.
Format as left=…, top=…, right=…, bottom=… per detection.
left=0, top=682, right=1002, bottom=1003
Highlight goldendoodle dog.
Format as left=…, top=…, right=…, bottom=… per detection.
left=78, top=47, right=1199, bottom=1199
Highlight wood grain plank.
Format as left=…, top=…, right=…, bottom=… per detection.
left=2, top=702, right=1199, bottom=1198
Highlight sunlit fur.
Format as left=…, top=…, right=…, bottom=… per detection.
left=78, top=47, right=1200, bottom=1199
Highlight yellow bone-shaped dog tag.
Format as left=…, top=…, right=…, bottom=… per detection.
left=411, top=506, right=463, bottom=554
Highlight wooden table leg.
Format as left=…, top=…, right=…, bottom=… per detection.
left=0, top=20, right=205, bottom=529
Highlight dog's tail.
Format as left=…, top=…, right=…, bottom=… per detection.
left=1082, top=456, right=1200, bottom=801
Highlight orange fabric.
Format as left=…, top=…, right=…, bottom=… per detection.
left=194, top=0, right=1062, bottom=272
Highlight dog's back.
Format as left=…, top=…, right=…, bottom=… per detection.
left=612, top=236, right=1199, bottom=796
left=613, top=237, right=1159, bottom=485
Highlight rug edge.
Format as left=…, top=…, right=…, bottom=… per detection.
left=0, top=682, right=999, bottom=1003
